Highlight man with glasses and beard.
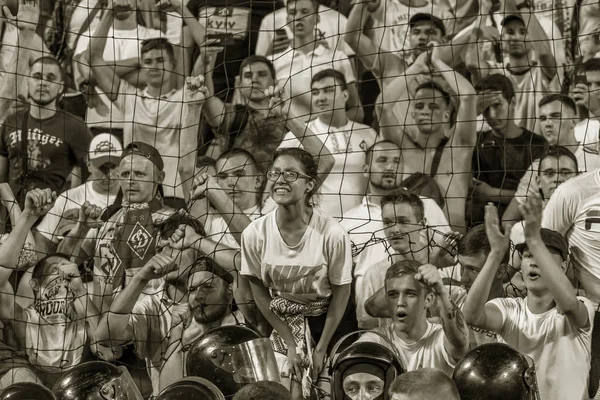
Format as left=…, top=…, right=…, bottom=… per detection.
left=94, top=252, right=242, bottom=396
left=0, top=55, right=92, bottom=208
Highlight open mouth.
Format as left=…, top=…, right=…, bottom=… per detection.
left=274, top=187, right=290, bottom=194
left=396, top=311, right=408, bottom=321
left=528, top=271, right=541, bottom=280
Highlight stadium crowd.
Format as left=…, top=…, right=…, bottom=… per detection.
left=0, top=0, right=599, bottom=398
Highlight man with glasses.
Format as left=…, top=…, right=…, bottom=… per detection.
left=88, top=2, right=208, bottom=209
left=502, top=94, right=600, bottom=229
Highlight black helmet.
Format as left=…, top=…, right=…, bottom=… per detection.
left=52, top=361, right=143, bottom=400
left=156, top=377, right=225, bottom=400
left=185, top=326, right=263, bottom=398
left=331, top=341, right=404, bottom=400
left=0, top=382, right=55, bottom=400
left=453, top=343, right=540, bottom=400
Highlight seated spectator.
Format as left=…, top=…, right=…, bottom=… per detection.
left=186, top=0, right=280, bottom=101
left=466, top=7, right=559, bottom=135
left=464, top=199, right=595, bottom=400
left=278, top=69, right=377, bottom=219
left=270, top=0, right=361, bottom=122
left=35, top=134, right=122, bottom=255
left=356, top=260, right=469, bottom=376
left=471, top=75, right=548, bottom=225
left=380, top=46, right=477, bottom=232
left=203, top=56, right=287, bottom=169
left=502, top=95, right=600, bottom=227
left=0, top=56, right=93, bottom=208
left=232, top=381, right=292, bottom=400
left=388, top=368, right=461, bottom=400
left=95, top=251, right=242, bottom=396
left=341, top=140, right=450, bottom=297
left=256, top=0, right=352, bottom=57
left=89, top=7, right=209, bottom=206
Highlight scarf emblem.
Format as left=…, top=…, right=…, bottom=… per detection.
left=127, top=221, right=153, bottom=259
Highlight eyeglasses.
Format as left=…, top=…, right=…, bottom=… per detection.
left=540, top=169, right=577, bottom=178
left=266, top=170, right=312, bottom=183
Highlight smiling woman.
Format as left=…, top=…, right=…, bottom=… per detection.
left=240, top=147, right=357, bottom=397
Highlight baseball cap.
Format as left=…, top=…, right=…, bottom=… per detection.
left=409, top=13, right=447, bottom=37
left=89, top=134, right=123, bottom=168
left=120, top=142, right=164, bottom=172
left=515, top=228, right=569, bottom=261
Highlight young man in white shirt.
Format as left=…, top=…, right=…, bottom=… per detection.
left=464, top=198, right=595, bottom=400
left=35, top=133, right=122, bottom=254
left=278, top=69, right=376, bottom=219
left=502, top=94, right=600, bottom=228
left=89, top=4, right=208, bottom=206
left=356, top=259, right=469, bottom=376
left=270, top=0, right=362, bottom=122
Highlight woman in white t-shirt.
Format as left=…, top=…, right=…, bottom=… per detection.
left=240, top=147, right=355, bottom=396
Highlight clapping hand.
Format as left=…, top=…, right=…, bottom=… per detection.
left=484, top=203, right=510, bottom=255
left=519, top=194, right=544, bottom=240
left=3, top=0, right=39, bottom=31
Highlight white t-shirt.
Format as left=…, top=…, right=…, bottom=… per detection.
left=278, top=118, right=377, bottom=219
left=240, top=209, right=353, bottom=305
left=130, top=293, right=242, bottom=396
left=356, top=321, right=456, bottom=376
left=488, top=296, right=595, bottom=400
left=270, top=45, right=356, bottom=121
left=36, top=181, right=118, bottom=243
left=114, top=82, right=201, bottom=199
left=542, top=171, right=600, bottom=305
left=75, top=26, right=164, bottom=130
left=256, top=5, right=353, bottom=56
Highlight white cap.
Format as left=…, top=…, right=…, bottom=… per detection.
left=89, top=134, right=123, bottom=167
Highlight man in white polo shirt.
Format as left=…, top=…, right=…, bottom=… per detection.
left=278, top=69, right=376, bottom=219
left=270, top=0, right=361, bottom=122
left=89, top=6, right=208, bottom=207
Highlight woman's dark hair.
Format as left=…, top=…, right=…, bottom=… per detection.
left=272, top=148, right=320, bottom=206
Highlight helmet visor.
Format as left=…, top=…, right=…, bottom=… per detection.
left=99, top=366, right=144, bottom=400
left=231, top=338, right=281, bottom=384
left=523, top=354, right=541, bottom=400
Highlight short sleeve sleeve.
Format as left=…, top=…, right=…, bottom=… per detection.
left=486, top=297, right=513, bottom=332
left=327, top=224, right=353, bottom=286
left=577, top=296, right=596, bottom=334
left=240, top=222, right=263, bottom=280
left=542, top=184, right=579, bottom=235
left=69, top=121, right=93, bottom=162
left=277, top=131, right=302, bottom=149
left=514, top=162, right=539, bottom=205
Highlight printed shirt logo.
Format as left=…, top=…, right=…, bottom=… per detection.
left=127, top=222, right=153, bottom=259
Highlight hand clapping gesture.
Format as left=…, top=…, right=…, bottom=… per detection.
left=484, top=202, right=510, bottom=255
left=519, top=194, right=544, bottom=241
left=3, top=0, right=39, bottom=31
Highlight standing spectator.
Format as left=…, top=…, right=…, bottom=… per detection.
left=278, top=69, right=377, bottom=219
left=467, top=8, right=559, bottom=135
left=465, top=200, right=595, bottom=400
left=256, top=0, right=352, bottom=57
left=380, top=46, right=478, bottom=232
left=270, top=0, right=362, bottom=123
left=202, top=56, right=287, bottom=170
left=502, top=94, right=600, bottom=227
left=35, top=134, right=122, bottom=254
left=0, top=56, right=93, bottom=208
left=241, top=148, right=356, bottom=397
left=89, top=5, right=209, bottom=206
left=471, top=74, right=548, bottom=225
left=187, top=0, right=280, bottom=101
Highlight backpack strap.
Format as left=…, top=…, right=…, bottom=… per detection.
left=430, top=137, right=449, bottom=178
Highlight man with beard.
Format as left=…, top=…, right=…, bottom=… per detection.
left=0, top=188, right=118, bottom=387
left=0, top=55, right=92, bottom=208
left=94, top=253, right=242, bottom=395
left=379, top=45, right=477, bottom=232
left=340, top=140, right=450, bottom=328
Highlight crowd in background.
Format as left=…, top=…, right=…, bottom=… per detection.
left=0, top=0, right=599, bottom=398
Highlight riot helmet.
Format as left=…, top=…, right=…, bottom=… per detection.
left=0, top=382, right=55, bottom=400
left=156, top=377, right=225, bottom=400
left=453, top=343, right=540, bottom=400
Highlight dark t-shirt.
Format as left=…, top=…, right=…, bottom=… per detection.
left=0, top=109, right=93, bottom=200
left=187, top=0, right=280, bottom=101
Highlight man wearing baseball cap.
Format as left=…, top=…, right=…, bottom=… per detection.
left=35, top=133, right=123, bottom=254
left=463, top=195, right=595, bottom=400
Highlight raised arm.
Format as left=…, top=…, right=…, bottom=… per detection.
left=0, top=1, right=39, bottom=116
left=416, top=264, right=469, bottom=359
left=94, top=253, right=177, bottom=347
left=56, top=202, right=104, bottom=257
left=520, top=8, right=557, bottom=80
left=157, top=0, right=205, bottom=47
left=520, top=195, right=589, bottom=329
left=88, top=6, right=121, bottom=101
left=267, top=85, right=336, bottom=185
left=462, top=204, right=508, bottom=332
